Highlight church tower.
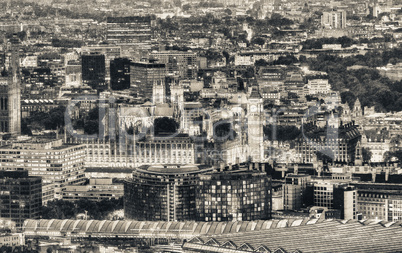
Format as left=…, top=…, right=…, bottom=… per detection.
left=0, top=35, right=21, bottom=136
left=247, top=86, right=264, bottom=162
left=152, top=79, right=166, bottom=105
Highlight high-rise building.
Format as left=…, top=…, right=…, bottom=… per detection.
left=321, top=11, right=347, bottom=29
left=0, top=171, right=42, bottom=227
left=283, top=174, right=311, bottom=211
left=106, top=16, right=152, bottom=44
left=0, top=36, right=21, bottom=136
left=196, top=166, right=272, bottom=221
left=130, top=62, right=166, bottom=101
left=110, top=58, right=131, bottom=90
left=0, top=138, right=86, bottom=199
left=149, top=51, right=198, bottom=80
left=124, top=165, right=213, bottom=221
left=81, top=54, right=106, bottom=90
left=82, top=46, right=121, bottom=85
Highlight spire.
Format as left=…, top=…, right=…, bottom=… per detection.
left=249, top=86, right=261, bottom=99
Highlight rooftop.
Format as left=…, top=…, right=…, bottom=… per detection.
left=184, top=219, right=402, bottom=253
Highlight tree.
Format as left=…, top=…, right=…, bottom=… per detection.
left=154, top=117, right=179, bottom=136
left=263, top=125, right=301, bottom=141
left=362, top=147, right=372, bottom=163
left=273, top=55, right=299, bottom=65
left=214, top=120, right=236, bottom=141
left=251, top=37, right=265, bottom=46
left=224, top=8, right=232, bottom=16
left=255, top=59, right=269, bottom=67
left=182, top=4, right=191, bottom=11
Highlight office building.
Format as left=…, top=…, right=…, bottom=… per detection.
left=82, top=46, right=121, bottom=84
left=321, top=11, right=347, bottom=29
left=106, top=16, right=152, bottom=44
left=124, top=165, right=213, bottom=221
left=306, top=177, right=358, bottom=219
left=196, top=166, right=272, bottom=221
left=352, top=182, right=402, bottom=221
left=283, top=174, right=311, bottom=211
left=150, top=51, right=198, bottom=79
left=62, top=178, right=123, bottom=201
left=110, top=58, right=131, bottom=90
left=0, top=138, right=86, bottom=199
left=81, top=54, right=106, bottom=90
left=0, top=171, right=42, bottom=227
left=130, top=62, right=166, bottom=101
left=333, top=184, right=357, bottom=220
left=306, top=79, right=331, bottom=95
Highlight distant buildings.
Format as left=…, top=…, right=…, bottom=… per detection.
left=306, top=79, right=331, bottom=95
left=0, top=233, right=24, bottom=247
left=150, top=51, right=198, bottom=80
left=321, top=11, right=347, bottom=29
left=0, top=171, right=42, bottom=227
left=106, top=16, right=152, bottom=44
left=69, top=133, right=197, bottom=168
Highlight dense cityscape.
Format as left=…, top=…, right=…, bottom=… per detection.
left=1, top=0, right=402, bottom=252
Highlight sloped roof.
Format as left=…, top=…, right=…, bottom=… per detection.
left=184, top=219, right=402, bottom=253
left=154, top=104, right=174, bottom=117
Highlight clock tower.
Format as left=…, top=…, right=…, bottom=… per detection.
left=247, top=87, right=264, bottom=162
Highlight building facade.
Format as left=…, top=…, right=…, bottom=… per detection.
left=0, top=138, right=86, bottom=199
left=196, top=167, right=272, bottom=221
left=150, top=51, right=198, bottom=79
left=82, top=54, right=106, bottom=90
left=110, top=58, right=131, bottom=90
left=67, top=134, right=196, bottom=167
left=62, top=178, right=123, bottom=201
left=0, top=171, right=42, bottom=227
left=295, top=122, right=361, bottom=164
left=352, top=183, right=402, bottom=221
left=321, top=11, right=347, bottom=29
left=124, top=165, right=213, bottom=221
left=106, top=16, right=152, bottom=44
left=283, top=174, right=311, bottom=211
left=130, top=62, right=166, bottom=101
